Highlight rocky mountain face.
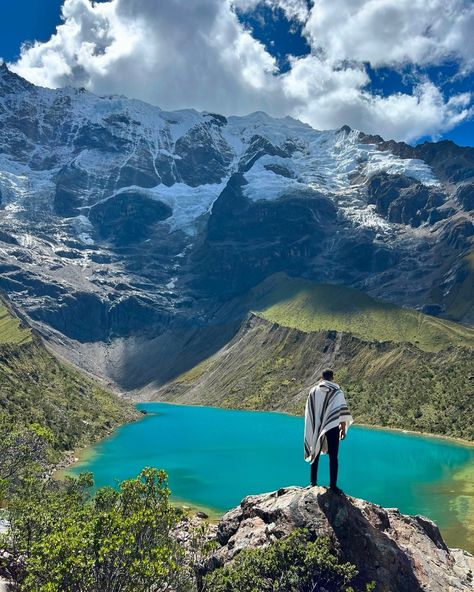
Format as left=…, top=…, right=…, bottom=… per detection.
left=198, top=486, right=474, bottom=592
left=0, top=62, right=473, bottom=390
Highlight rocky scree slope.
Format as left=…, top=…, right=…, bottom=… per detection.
left=0, top=63, right=473, bottom=390
left=198, top=486, right=474, bottom=592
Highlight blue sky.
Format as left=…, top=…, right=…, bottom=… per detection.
left=2, top=0, right=473, bottom=146
left=1, top=1, right=64, bottom=62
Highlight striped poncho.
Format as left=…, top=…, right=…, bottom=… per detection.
left=304, top=380, right=353, bottom=463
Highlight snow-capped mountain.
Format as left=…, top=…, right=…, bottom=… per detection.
left=0, top=62, right=473, bottom=389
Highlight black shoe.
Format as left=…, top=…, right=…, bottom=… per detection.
left=330, top=485, right=343, bottom=495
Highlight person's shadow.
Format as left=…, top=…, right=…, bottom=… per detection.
left=311, top=489, right=427, bottom=591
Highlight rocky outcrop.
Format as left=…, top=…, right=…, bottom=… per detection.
left=456, top=183, right=474, bottom=212
left=237, top=134, right=295, bottom=172
left=89, top=192, right=172, bottom=244
left=367, top=172, right=447, bottom=228
left=202, top=486, right=474, bottom=592
left=443, top=218, right=474, bottom=249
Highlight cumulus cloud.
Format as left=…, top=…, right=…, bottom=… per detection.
left=283, top=59, right=472, bottom=141
left=8, top=0, right=474, bottom=142
left=304, top=0, right=474, bottom=69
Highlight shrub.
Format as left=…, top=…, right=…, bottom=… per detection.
left=203, top=530, right=362, bottom=592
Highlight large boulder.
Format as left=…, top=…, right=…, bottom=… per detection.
left=202, top=486, right=474, bottom=592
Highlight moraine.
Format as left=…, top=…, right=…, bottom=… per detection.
left=68, top=402, right=474, bottom=552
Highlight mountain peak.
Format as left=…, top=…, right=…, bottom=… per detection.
left=0, top=60, right=11, bottom=78
left=0, top=62, right=34, bottom=94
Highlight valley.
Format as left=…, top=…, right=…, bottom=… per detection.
left=154, top=275, right=474, bottom=440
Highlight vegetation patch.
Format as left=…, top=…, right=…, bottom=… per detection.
left=0, top=301, right=31, bottom=345
left=204, top=530, right=371, bottom=592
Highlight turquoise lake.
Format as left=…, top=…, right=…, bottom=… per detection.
left=69, top=402, right=474, bottom=551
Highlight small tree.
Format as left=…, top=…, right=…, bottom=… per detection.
left=0, top=418, right=55, bottom=502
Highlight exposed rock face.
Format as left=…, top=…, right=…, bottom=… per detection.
left=456, top=183, right=474, bottom=212
left=203, top=486, right=474, bottom=592
left=89, top=192, right=172, bottom=244
left=192, top=174, right=338, bottom=295
left=367, top=172, right=446, bottom=228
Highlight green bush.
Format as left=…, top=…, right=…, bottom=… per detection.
left=1, top=468, right=194, bottom=592
left=203, top=530, right=364, bottom=592
left=0, top=419, right=56, bottom=503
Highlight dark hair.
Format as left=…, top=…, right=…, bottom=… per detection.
left=322, top=369, right=334, bottom=381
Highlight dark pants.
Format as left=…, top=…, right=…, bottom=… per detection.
left=310, top=426, right=340, bottom=487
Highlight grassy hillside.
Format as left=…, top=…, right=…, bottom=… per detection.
left=0, top=301, right=32, bottom=345
left=0, top=297, right=137, bottom=450
left=156, top=275, right=474, bottom=440
left=250, top=274, right=474, bottom=352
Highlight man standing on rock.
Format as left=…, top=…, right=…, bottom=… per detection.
left=304, top=369, right=353, bottom=494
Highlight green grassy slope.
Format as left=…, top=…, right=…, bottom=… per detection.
left=0, top=301, right=32, bottom=345
left=250, top=274, right=474, bottom=352
left=156, top=275, right=474, bottom=440
left=0, top=297, right=137, bottom=450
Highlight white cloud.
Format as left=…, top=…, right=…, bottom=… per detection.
left=233, top=0, right=310, bottom=22
left=7, top=0, right=474, bottom=142
left=304, top=0, right=474, bottom=69
left=284, top=61, right=472, bottom=141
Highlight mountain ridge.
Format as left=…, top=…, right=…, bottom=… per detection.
left=0, top=293, right=137, bottom=450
